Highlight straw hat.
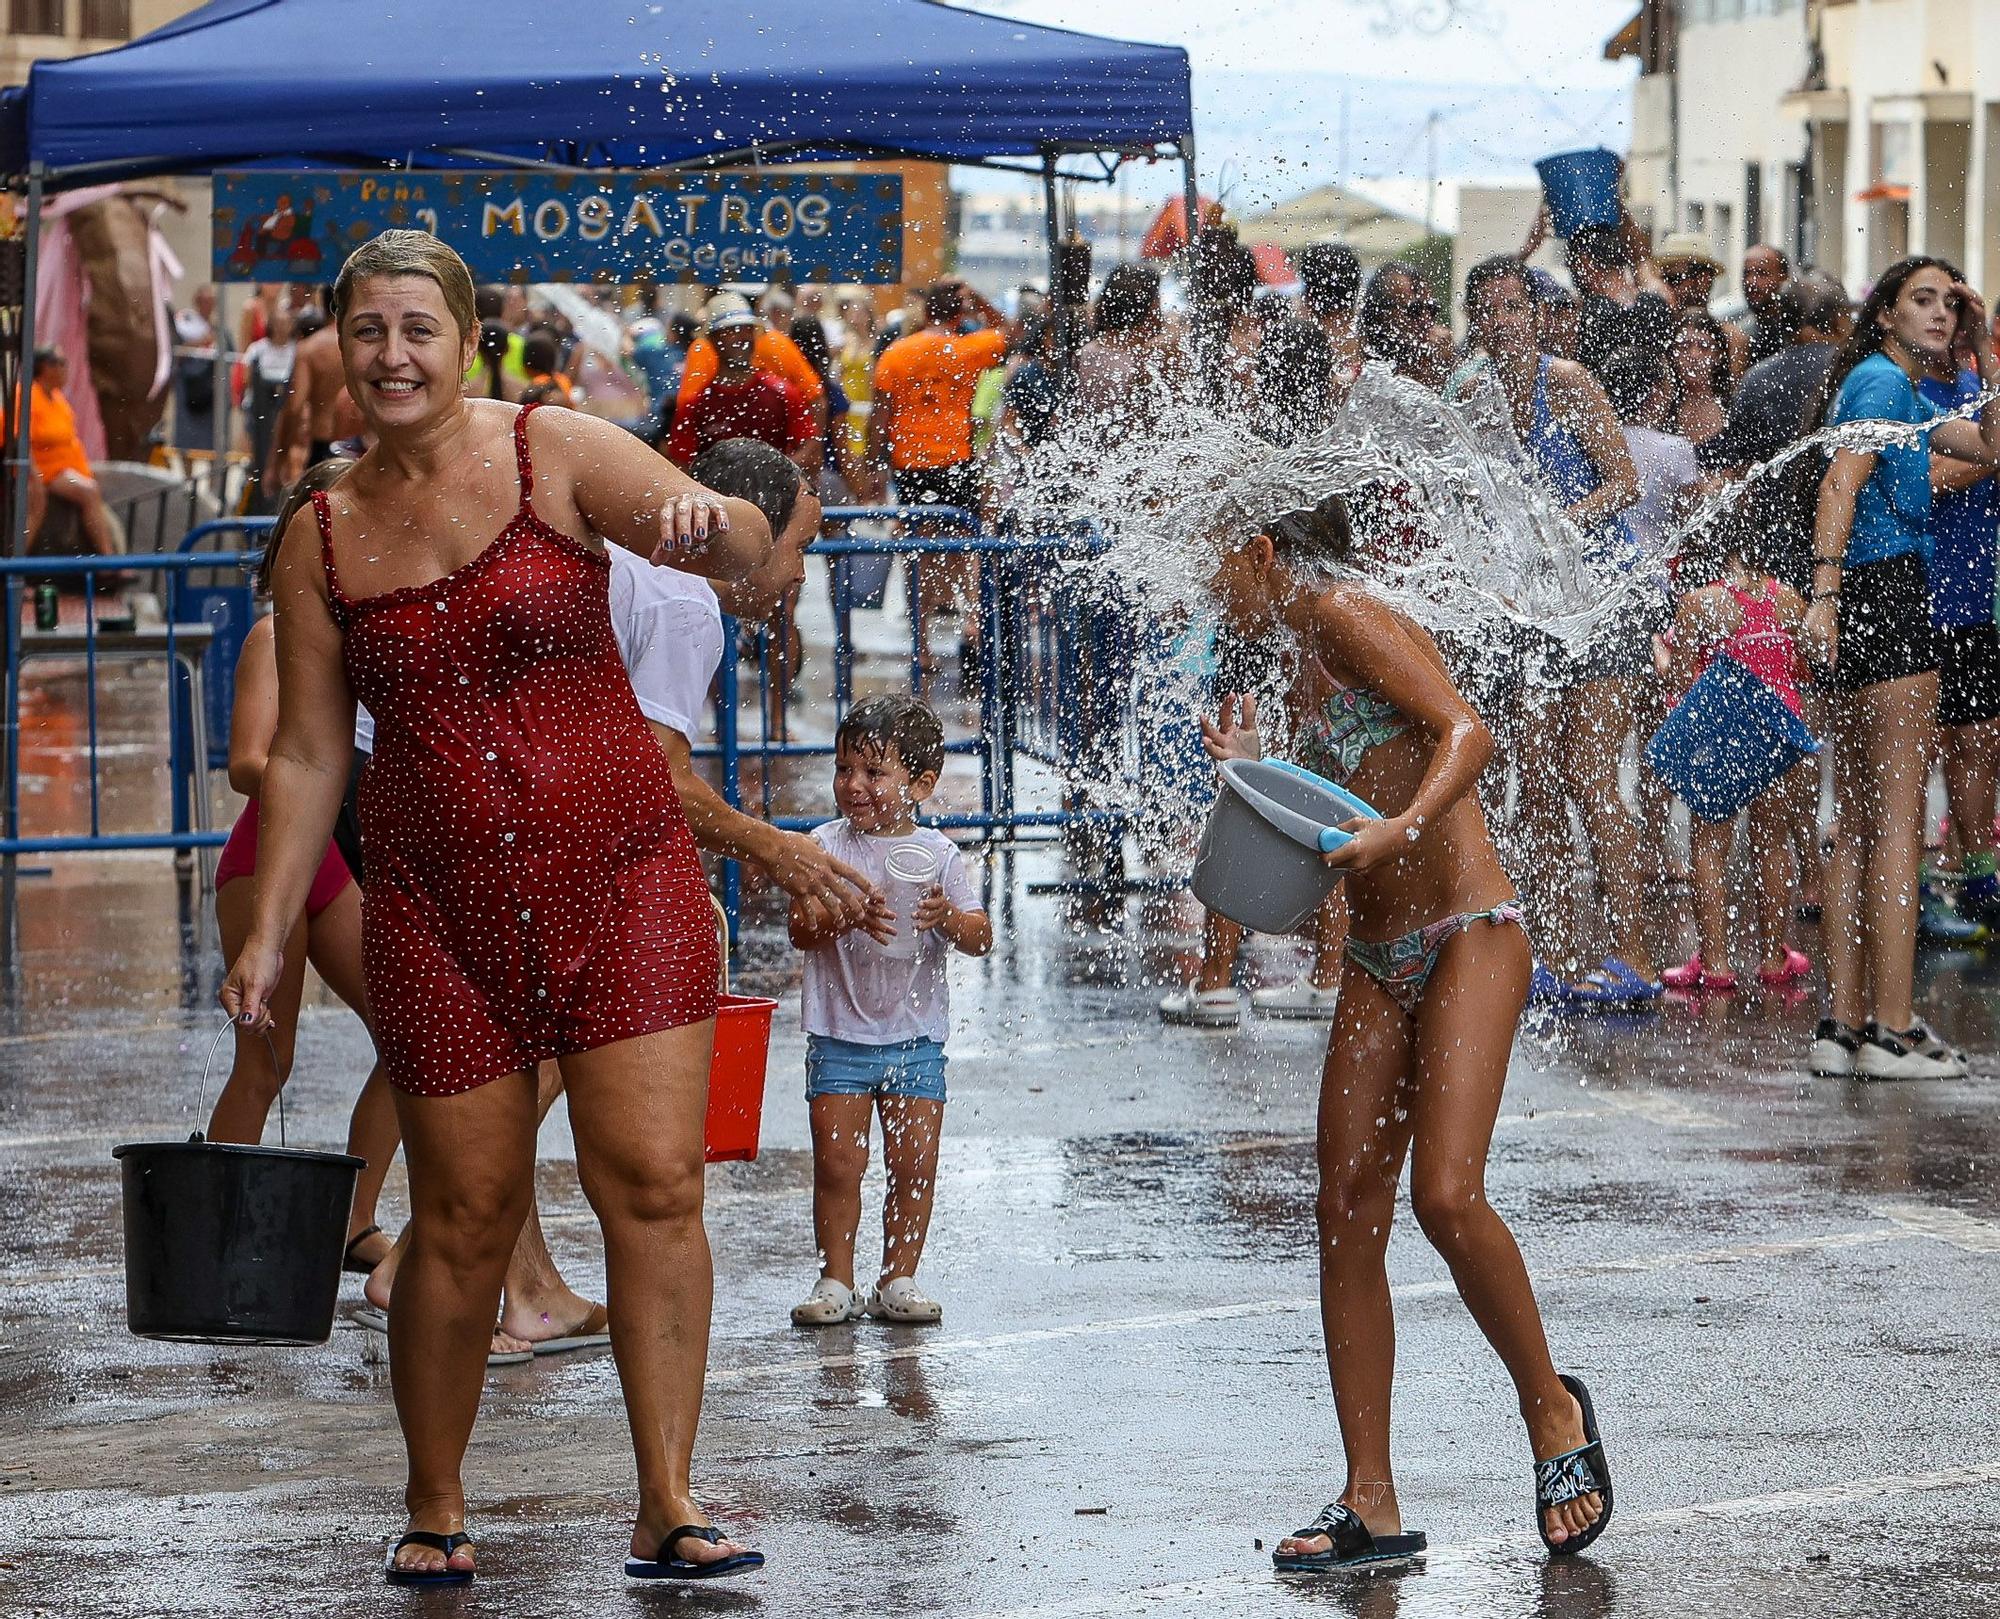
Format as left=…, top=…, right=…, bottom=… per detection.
left=1654, top=232, right=1723, bottom=272
left=704, top=291, right=759, bottom=332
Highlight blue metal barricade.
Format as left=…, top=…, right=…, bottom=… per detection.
left=0, top=513, right=1133, bottom=941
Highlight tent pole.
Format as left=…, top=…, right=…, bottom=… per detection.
left=1179, top=134, right=1199, bottom=239
left=1041, top=153, right=1071, bottom=367
left=9, top=163, right=42, bottom=560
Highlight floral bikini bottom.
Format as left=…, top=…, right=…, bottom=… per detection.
left=1344, top=899, right=1527, bottom=1015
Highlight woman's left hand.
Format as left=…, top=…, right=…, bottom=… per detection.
left=1321, top=814, right=1417, bottom=874
left=653, top=490, right=733, bottom=563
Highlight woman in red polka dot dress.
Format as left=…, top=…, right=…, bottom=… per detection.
left=221, top=232, right=772, bottom=1588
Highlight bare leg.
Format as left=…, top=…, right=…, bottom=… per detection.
left=385, top=1072, right=540, bottom=1578
left=1854, top=674, right=1938, bottom=1029
left=1823, top=692, right=1869, bottom=1028
left=562, top=1020, right=750, bottom=1569
left=206, top=881, right=308, bottom=1143
left=808, top=1094, right=873, bottom=1289
left=1563, top=677, right=1657, bottom=979
left=877, top=1095, right=944, bottom=1285
left=496, top=1061, right=600, bottom=1343
left=47, top=470, right=122, bottom=558
left=1513, top=694, right=1583, bottom=976
left=1747, top=782, right=1800, bottom=974
left=301, top=882, right=397, bottom=1254
left=1195, top=911, right=1244, bottom=993
left=1404, top=917, right=1601, bottom=1547
left=1688, top=818, right=1734, bottom=977
left=1943, top=717, right=2000, bottom=885
left=1273, top=965, right=1417, bottom=1555
left=1308, top=895, right=1350, bottom=991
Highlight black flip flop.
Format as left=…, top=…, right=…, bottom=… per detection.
left=1535, top=1372, right=1614, bottom=1557
left=383, top=1530, right=474, bottom=1586
left=624, top=1524, right=765, bottom=1581
left=1272, top=1503, right=1427, bottom=1574
left=343, top=1225, right=384, bottom=1275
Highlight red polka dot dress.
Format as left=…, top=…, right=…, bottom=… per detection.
left=311, top=403, right=718, bottom=1096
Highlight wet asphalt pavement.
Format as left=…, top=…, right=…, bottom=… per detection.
left=5, top=847, right=2000, bottom=1619
left=6, top=585, right=2000, bottom=1617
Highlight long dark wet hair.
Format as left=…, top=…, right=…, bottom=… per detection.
left=1803, top=255, right=1958, bottom=438
left=1263, top=492, right=1355, bottom=566
left=260, top=457, right=355, bottom=597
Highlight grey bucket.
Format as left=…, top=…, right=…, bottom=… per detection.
left=1191, top=759, right=1378, bottom=933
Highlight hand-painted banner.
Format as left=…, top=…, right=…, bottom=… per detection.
left=212, top=170, right=904, bottom=285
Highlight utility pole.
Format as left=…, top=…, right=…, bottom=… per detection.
left=1339, top=87, right=1351, bottom=188
left=1424, top=109, right=1440, bottom=236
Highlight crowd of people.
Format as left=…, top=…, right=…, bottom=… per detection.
left=189, top=199, right=2000, bottom=1587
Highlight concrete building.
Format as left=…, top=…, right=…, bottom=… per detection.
left=1612, top=0, right=1815, bottom=299
left=1616, top=0, right=2000, bottom=294
left=1, top=2, right=195, bottom=86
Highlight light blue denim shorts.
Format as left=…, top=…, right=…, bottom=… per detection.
left=805, top=1034, right=948, bottom=1103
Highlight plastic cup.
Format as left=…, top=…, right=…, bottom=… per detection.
left=880, top=841, right=942, bottom=959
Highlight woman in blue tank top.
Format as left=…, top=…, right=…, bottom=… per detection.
left=1462, top=256, right=1661, bottom=1006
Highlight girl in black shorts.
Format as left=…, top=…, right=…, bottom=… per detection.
left=1803, top=257, right=2000, bottom=1080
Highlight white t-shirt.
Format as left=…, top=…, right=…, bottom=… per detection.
left=1622, top=425, right=1699, bottom=555
left=801, top=820, right=982, bottom=1045
left=242, top=336, right=296, bottom=386
left=350, top=549, right=722, bottom=754
left=608, top=545, right=726, bottom=738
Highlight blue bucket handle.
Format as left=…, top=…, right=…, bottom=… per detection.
left=1251, top=759, right=1380, bottom=853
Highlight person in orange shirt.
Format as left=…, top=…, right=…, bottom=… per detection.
left=27, top=350, right=121, bottom=560
left=868, top=282, right=1008, bottom=671
left=674, top=311, right=825, bottom=428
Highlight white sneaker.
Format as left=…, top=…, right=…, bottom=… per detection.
left=1250, top=977, right=1339, bottom=1020
left=1903, top=1019, right=1970, bottom=1077
left=790, top=1277, right=862, bottom=1327
left=1808, top=1019, right=1860, bottom=1078
left=865, top=1276, right=943, bottom=1324
left=1158, top=986, right=1243, bottom=1027
left=1856, top=1024, right=1964, bottom=1082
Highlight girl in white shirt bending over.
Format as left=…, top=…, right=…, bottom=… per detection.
left=788, top=696, right=992, bottom=1328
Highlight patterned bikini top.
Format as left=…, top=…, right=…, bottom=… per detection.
left=1292, top=658, right=1410, bottom=785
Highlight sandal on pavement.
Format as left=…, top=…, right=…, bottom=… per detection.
left=1600, top=958, right=1663, bottom=1003
left=790, top=1277, right=863, bottom=1328
left=342, top=1224, right=385, bottom=1275
left=1272, top=1503, right=1427, bottom=1574
left=625, top=1524, right=765, bottom=1581
left=383, top=1530, right=474, bottom=1587
left=866, top=1276, right=943, bottom=1324
left=1757, top=948, right=1811, bottom=987
left=529, top=1301, right=612, bottom=1356
left=352, top=1305, right=534, bottom=1367
left=1535, top=1373, right=1614, bottom=1557
left=1555, top=970, right=1631, bottom=1010
left=1158, top=985, right=1243, bottom=1027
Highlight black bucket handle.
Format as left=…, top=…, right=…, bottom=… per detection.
left=192, top=1019, right=287, bottom=1149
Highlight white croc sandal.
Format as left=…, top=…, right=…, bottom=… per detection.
left=866, top=1277, right=943, bottom=1324
left=790, top=1277, right=862, bottom=1328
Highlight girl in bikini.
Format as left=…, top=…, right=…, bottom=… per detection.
left=1203, top=493, right=1613, bottom=1570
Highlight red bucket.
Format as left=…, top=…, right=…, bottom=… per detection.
left=704, top=992, right=777, bottom=1163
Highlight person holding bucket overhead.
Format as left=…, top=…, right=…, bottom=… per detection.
left=1201, top=492, right=1612, bottom=1570
left=219, top=230, right=773, bottom=1587
left=1800, top=257, right=2000, bottom=1081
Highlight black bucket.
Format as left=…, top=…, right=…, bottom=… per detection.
left=111, top=1025, right=363, bottom=1345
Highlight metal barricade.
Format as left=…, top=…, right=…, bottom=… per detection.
left=0, top=511, right=1135, bottom=941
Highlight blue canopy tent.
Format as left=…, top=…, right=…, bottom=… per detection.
left=0, top=0, right=1197, bottom=543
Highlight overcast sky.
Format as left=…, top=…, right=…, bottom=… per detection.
left=950, top=0, right=1639, bottom=209
left=986, top=0, right=1635, bottom=90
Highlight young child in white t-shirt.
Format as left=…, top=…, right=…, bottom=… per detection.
left=788, top=696, right=991, bottom=1328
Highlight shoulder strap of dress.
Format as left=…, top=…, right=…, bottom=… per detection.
left=513, top=401, right=541, bottom=507
left=308, top=488, right=347, bottom=613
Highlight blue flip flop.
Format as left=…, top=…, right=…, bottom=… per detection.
left=625, top=1524, right=765, bottom=1581
left=1555, top=970, right=1630, bottom=1010
left=1528, top=964, right=1564, bottom=1004
left=383, top=1530, right=474, bottom=1586
left=1272, top=1503, right=1426, bottom=1574
left=1599, top=958, right=1663, bottom=1003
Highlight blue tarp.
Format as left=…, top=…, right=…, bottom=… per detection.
left=0, top=0, right=1192, bottom=184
